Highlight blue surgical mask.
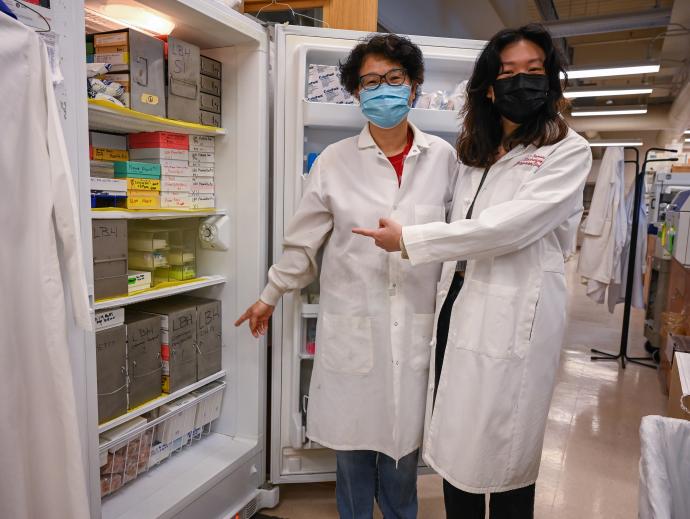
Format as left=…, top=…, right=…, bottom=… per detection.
left=359, top=84, right=412, bottom=129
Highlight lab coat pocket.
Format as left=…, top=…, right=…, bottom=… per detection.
left=414, top=204, right=445, bottom=224
left=409, top=314, right=435, bottom=371
left=319, top=313, right=374, bottom=375
left=453, top=280, right=522, bottom=360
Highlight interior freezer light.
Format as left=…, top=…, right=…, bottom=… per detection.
left=102, top=4, right=175, bottom=35
left=561, top=64, right=660, bottom=80
left=588, top=140, right=643, bottom=147
left=564, top=87, right=653, bottom=99
left=571, top=106, right=648, bottom=117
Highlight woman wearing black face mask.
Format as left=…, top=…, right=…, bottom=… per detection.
left=353, top=24, right=592, bottom=518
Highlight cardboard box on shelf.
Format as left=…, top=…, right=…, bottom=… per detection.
left=126, top=178, right=161, bottom=192
left=189, top=151, right=214, bottom=164
left=113, top=161, right=161, bottom=178
left=129, top=147, right=189, bottom=162
left=189, top=135, right=215, bottom=152
left=96, top=44, right=129, bottom=54
left=90, top=131, right=127, bottom=150
left=96, top=325, right=128, bottom=424
left=200, top=55, right=222, bottom=79
left=94, top=31, right=129, bottom=48
left=199, top=110, right=221, bottom=128
left=92, top=219, right=127, bottom=261
left=92, top=147, right=129, bottom=162
left=134, top=299, right=198, bottom=393
left=161, top=191, right=215, bottom=209
left=200, top=75, right=221, bottom=96
left=191, top=165, right=214, bottom=177
left=93, top=52, right=130, bottom=66
left=91, top=177, right=127, bottom=193
left=126, top=193, right=161, bottom=210
left=199, top=92, right=221, bottom=114
left=168, top=37, right=201, bottom=124
left=127, top=270, right=152, bottom=292
left=95, top=308, right=125, bottom=331
left=668, top=352, right=690, bottom=420
left=125, top=310, right=162, bottom=409
left=128, top=132, right=189, bottom=150
left=177, top=296, right=222, bottom=380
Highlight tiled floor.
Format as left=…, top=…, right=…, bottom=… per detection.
left=264, top=260, right=667, bottom=518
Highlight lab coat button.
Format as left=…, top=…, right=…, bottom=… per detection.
left=394, top=322, right=399, bottom=326
left=396, top=361, right=400, bottom=366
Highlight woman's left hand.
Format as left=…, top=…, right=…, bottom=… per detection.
left=352, top=218, right=403, bottom=252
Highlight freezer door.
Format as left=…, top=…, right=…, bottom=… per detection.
left=269, top=25, right=484, bottom=484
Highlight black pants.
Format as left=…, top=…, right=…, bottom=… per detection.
left=435, top=273, right=535, bottom=519
left=443, top=481, right=535, bottom=519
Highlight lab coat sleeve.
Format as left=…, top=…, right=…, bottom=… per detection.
left=260, top=159, right=333, bottom=306
left=45, top=44, right=92, bottom=332
left=402, top=139, right=592, bottom=266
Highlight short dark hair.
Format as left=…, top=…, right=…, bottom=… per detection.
left=339, top=34, right=424, bottom=94
left=457, top=24, right=570, bottom=168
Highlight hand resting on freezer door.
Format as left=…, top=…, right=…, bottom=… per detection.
left=235, top=300, right=274, bottom=338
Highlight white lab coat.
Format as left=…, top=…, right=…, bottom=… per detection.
left=578, top=147, right=627, bottom=303
left=403, top=129, right=591, bottom=492
left=261, top=123, right=458, bottom=460
left=607, top=179, right=647, bottom=312
left=0, top=15, right=91, bottom=519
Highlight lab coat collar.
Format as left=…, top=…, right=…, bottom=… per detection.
left=357, top=121, right=430, bottom=151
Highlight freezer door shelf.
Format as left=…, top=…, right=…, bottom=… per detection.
left=302, top=100, right=461, bottom=134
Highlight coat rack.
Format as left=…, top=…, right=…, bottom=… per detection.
left=591, top=147, right=678, bottom=369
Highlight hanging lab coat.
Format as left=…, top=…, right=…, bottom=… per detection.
left=402, top=129, right=591, bottom=492
left=260, top=123, right=458, bottom=460
left=607, top=178, right=647, bottom=312
left=578, top=147, right=627, bottom=303
left=0, top=15, right=91, bottom=519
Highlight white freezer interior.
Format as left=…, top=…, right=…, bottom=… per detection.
left=270, top=26, right=484, bottom=483
left=57, top=1, right=271, bottom=517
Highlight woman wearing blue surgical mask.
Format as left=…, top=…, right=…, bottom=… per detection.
left=354, top=25, right=592, bottom=518
left=236, top=34, right=459, bottom=518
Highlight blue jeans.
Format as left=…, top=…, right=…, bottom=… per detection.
left=335, top=449, right=418, bottom=519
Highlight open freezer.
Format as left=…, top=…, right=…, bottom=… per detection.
left=269, top=25, right=484, bottom=484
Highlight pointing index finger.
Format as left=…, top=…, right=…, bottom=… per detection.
left=352, top=227, right=378, bottom=238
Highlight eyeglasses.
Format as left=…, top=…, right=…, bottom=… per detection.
left=358, top=68, right=408, bottom=91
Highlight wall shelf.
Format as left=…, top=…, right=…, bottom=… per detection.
left=94, top=275, right=227, bottom=310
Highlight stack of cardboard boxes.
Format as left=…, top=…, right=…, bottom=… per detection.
left=92, top=219, right=128, bottom=300
left=90, top=132, right=128, bottom=208
left=199, top=55, right=223, bottom=127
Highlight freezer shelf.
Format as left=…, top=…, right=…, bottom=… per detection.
left=93, top=275, right=226, bottom=310
left=88, top=99, right=226, bottom=136
left=92, top=209, right=227, bottom=220
left=302, top=100, right=461, bottom=134
left=99, top=371, right=227, bottom=434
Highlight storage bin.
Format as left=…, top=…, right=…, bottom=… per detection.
left=92, top=219, right=127, bottom=261
left=94, top=275, right=128, bottom=301
left=125, top=311, right=162, bottom=409
left=168, top=37, right=201, bottom=123
left=96, top=325, right=128, bottom=424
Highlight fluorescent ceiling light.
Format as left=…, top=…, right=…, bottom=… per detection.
left=686, top=138, right=690, bottom=143
left=685, top=130, right=690, bottom=135
left=588, top=140, right=643, bottom=147
left=564, top=87, right=653, bottom=99
left=561, top=64, right=660, bottom=80
left=571, top=105, right=648, bottom=117
left=99, top=4, right=175, bottom=35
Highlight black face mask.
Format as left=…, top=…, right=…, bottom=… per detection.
left=493, top=73, right=549, bottom=124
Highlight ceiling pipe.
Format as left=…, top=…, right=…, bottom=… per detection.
left=541, top=8, right=672, bottom=38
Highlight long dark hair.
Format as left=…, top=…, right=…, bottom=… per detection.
left=457, top=24, right=569, bottom=168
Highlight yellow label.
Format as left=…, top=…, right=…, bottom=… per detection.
left=141, top=93, right=159, bottom=105
left=127, top=178, right=161, bottom=191
left=162, top=375, right=169, bottom=393
left=126, top=195, right=160, bottom=209
left=92, top=147, right=128, bottom=161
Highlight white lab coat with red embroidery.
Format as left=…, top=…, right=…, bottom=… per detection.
left=403, top=129, right=591, bottom=492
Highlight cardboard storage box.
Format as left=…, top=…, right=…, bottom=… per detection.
left=125, top=311, right=162, bottom=409
left=200, top=75, right=221, bottom=96
left=134, top=299, right=198, bottom=393
left=90, top=131, right=127, bottom=150
left=177, top=296, right=222, bottom=380
left=128, top=132, right=189, bottom=150
left=199, top=92, right=221, bottom=114
left=668, top=352, right=690, bottom=420
left=200, top=110, right=221, bottom=128
left=95, top=308, right=125, bottom=331
left=96, top=325, right=128, bottom=424
left=92, top=219, right=127, bottom=260
left=168, top=37, right=201, bottom=123
left=156, top=395, right=198, bottom=446
left=200, top=55, right=221, bottom=79
left=129, top=147, right=189, bottom=162
left=189, top=135, right=215, bottom=152
left=193, top=382, right=224, bottom=427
